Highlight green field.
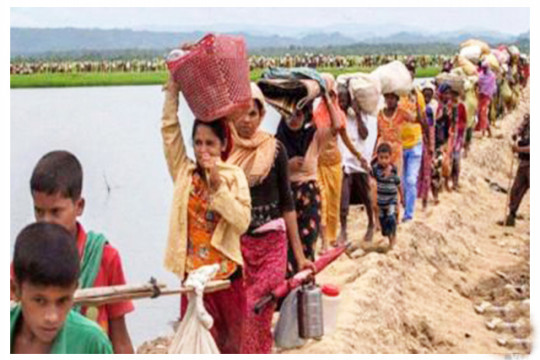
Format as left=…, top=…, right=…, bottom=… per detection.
left=10, top=67, right=441, bottom=88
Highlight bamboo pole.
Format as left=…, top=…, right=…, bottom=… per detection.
left=73, top=279, right=230, bottom=307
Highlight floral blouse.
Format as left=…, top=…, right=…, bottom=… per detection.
left=186, top=172, right=237, bottom=280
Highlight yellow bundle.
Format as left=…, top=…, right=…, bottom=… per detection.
left=464, top=85, right=478, bottom=128
left=456, top=56, right=478, bottom=76
left=500, top=80, right=512, bottom=103
left=481, top=53, right=501, bottom=74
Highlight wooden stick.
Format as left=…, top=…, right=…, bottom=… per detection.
left=74, top=282, right=167, bottom=300
left=73, top=280, right=231, bottom=307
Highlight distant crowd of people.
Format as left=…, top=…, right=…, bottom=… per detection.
left=10, top=53, right=450, bottom=75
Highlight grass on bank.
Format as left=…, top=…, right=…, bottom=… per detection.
left=10, top=67, right=441, bottom=89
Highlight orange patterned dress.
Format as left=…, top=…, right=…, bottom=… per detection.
left=186, top=172, right=237, bottom=280
left=377, top=107, right=409, bottom=177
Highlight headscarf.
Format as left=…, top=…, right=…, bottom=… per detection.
left=438, top=82, right=451, bottom=94
left=276, top=104, right=316, bottom=159
left=421, top=80, right=436, bottom=92
left=228, top=83, right=277, bottom=187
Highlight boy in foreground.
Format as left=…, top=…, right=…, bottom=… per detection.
left=11, top=150, right=134, bottom=353
left=11, top=222, right=113, bottom=354
left=371, top=143, right=403, bottom=250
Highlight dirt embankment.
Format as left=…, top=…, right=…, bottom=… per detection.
left=283, top=85, right=531, bottom=354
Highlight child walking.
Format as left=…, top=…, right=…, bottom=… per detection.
left=371, top=143, right=403, bottom=250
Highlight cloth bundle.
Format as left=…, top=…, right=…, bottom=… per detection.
left=258, top=67, right=325, bottom=117
left=337, top=72, right=382, bottom=115
left=460, top=45, right=482, bottom=63
left=456, top=56, right=479, bottom=76
left=436, top=72, right=466, bottom=93
left=168, top=265, right=220, bottom=354
left=460, top=39, right=490, bottom=55
left=371, top=61, right=413, bottom=96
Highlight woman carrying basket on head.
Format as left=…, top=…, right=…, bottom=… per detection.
left=161, top=75, right=251, bottom=354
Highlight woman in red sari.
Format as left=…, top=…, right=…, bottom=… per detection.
left=228, top=83, right=315, bottom=353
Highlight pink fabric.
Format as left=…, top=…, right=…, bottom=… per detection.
left=417, top=126, right=435, bottom=199
left=180, top=275, right=245, bottom=354
left=240, top=230, right=288, bottom=354
left=252, top=218, right=286, bottom=234
left=478, top=70, right=497, bottom=98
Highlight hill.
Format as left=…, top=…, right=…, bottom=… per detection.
left=10, top=27, right=529, bottom=60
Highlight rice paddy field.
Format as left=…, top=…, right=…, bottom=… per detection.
left=10, top=66, right=441, bottom=88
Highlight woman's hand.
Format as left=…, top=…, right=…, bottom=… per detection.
left=200, top=153, right=222, bottom=191
left=297, top=257, right=317, bottom=274
left=289, top=157, right=304, bottom=172
left=208, top=162, right=222, bottom=192
left=357, top=153, right=370, bottom=171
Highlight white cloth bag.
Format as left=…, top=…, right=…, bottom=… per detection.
left=371, top=61, right=413, bottom=96
left=168, top=264, right=220, bottom=354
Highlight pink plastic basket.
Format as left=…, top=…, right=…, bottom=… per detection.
left=167, top=33, right=251, bottom=122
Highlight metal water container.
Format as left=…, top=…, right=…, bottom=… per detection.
left=297, top=282, right=324, bottom=339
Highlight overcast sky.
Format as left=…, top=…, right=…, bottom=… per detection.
left=10, top=7, right=530, bottom=35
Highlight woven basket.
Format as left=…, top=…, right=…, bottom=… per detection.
left=167, top=34, right=251, bottom=122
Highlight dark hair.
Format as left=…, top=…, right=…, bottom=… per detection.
left=30, top=151, right=83, bottom=201
left=384, top=93, right=400, bottom=102
left=377, top=142, right=392, bottom=155
left=253, top=99, right=264, bottom=114
left=302, top=102, right=314, bottom=123
left=192, top=118, right=232, bottom=160
left=337, top=84, right=351, bottom=106
left=13, top=222, right=79, bottom=287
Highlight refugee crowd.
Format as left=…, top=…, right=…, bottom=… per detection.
left=10, top=35, right=530, bottom=354
left=10, top=53, right=449, bottom=75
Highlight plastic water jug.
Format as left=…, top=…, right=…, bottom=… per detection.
left=322, top=284, right=341, bottom=335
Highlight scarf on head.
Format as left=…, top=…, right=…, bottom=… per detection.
left=276, top=116, right=316, bottom=159
left=229, top=126, right=277, bottom=187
